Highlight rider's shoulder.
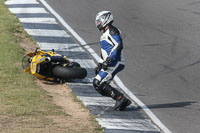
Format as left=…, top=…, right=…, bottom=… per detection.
left=109, top=25, right=120, bottom=36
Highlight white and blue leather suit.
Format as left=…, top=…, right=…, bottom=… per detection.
left=93, top=25, right=125, bottom=99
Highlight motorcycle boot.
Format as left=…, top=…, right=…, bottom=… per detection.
left=114, top=94, right=132, bottom=111
left=100, top=83, right=122, bottom=99
left=102, top=84, right=132, bottom=111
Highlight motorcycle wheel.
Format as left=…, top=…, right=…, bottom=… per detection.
left=71, top=62, right=81, bottom=67
left=52, top=65, right=87, bottom=79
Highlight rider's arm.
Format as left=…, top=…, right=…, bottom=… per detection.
left=107, top=34, right=123, bottom=61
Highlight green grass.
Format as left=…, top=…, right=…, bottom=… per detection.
left=0, top=0, right=63, bottom=116
left=0, top=1, right=70, bottom=132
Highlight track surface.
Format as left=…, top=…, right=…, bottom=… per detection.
left=45, top=0, right=200, bottom=132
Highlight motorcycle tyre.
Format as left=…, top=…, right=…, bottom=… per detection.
left=71, top=62, right=81, bottom=67
left=52, top=65, right=87, bottom=79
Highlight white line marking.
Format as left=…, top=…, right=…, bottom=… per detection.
left=5, top=0, right=39, bottom=5
left=78, top=96, right=137, bottom=107
left=37, top=42, right=83, bottom=51
left=8, top=8, right=47, bottom=14
left=78, top=96, right=114, bottom=106
left=39, top=0, right=171, bottom=132
left=24, top=29, right=70, bottom=37
left=96, top=118, right=159, bottom=131
left=19, top=18, right=57, bottom=24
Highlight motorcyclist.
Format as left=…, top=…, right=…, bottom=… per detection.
left=93, top=11, right=131, bottom=111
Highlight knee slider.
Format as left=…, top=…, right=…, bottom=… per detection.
left=93, top=78, right=100, bottom=88
left=93, top=79, right=105, bottom=95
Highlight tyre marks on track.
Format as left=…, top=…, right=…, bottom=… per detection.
left=5, top=0, right=160, bottom=132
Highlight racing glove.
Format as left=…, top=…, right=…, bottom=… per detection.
left=95, top=63, right=102, bottom=75
left=102, top=57, right=112, bottom=71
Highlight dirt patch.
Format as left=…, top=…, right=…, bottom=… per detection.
left=36, top=80, right=101, bottom=132
left=16, top=31, right=38, bottom=52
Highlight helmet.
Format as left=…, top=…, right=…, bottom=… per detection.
left=95, top=11, right=114, bottom=31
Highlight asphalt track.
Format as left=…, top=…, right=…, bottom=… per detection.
left=45, top=0, right=200, bottom=132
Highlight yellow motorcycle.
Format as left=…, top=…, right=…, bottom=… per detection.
left=22, top=48, right=87, bottom=82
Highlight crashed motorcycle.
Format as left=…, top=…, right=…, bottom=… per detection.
left=22, top=48, right=87, bottom=82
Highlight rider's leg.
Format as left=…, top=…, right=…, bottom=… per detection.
left=93, top=64, right=131, bottom=110
left=93, top=78, right=122, bottom=99
left=110, top=64, right=132, bottom=110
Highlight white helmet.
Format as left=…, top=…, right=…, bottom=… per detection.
left=95, top=11, right=114, bottom=31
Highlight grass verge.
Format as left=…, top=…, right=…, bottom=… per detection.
left=0, top=1, right=103, bottom=132
left=0, top=1, right=70, bottom=132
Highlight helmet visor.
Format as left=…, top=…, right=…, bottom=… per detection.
left=95, top=19, right=102, bottom=30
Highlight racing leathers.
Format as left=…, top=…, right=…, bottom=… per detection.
left=93, top=25, right=131, bottom=110
left=94, top=25, right=125, bottom=84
